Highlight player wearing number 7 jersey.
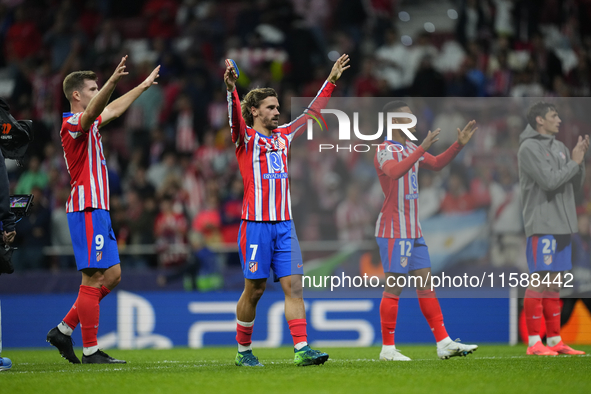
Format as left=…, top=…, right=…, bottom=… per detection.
left=518, top=102, right=588, bottom=356
left=224, top=55, right=349, bottom=367
left=46, top=57, right=160, bottom=364
left=374, top=101, right=479, bottom=361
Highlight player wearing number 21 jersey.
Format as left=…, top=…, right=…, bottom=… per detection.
left=225, top=55, right=350, bottom=367
left=374, top=101, right=479, bottom=361
left=517, top=101, right=587, bottom=356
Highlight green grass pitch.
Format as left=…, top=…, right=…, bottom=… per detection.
left=1, top=345, right=590, bottom=394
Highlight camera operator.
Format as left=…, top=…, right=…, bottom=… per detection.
left=0, top=134, right=15, bottom=372
left=0, top=143, right=16, bottom=270
left=0, top=96, right=31, bottom=262
left=0, top=96, right=32, bottom=372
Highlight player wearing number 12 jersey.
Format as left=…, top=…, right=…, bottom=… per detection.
left=225, top=55, right=350, bottom=367
left=375, top=101, right=479, bottom=361
left=46, top=57, right=160, bottom=364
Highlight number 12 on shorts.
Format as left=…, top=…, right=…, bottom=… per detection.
left=399, top=240, right=412, bottom=257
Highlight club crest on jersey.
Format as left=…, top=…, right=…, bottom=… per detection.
left=270, top=151, right=284, bottom=172
left=249, top=261, right=258, bottom=273
left=559, top=151, right=566, bottom=161
left=273, top=136, right=285, bottom=150
left=96, top=251, right=103, bottom=262
left=544, top=255, right=552, bottom=265
left=400, top=257, right=408, bottom=268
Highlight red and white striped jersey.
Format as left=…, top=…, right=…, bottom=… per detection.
left=375, top=140, right=424, bottom=239
left=61, top=112, right=110, bottom=213
left=374, top=139, right=463, bottom=239
left=228, top=81, right=335, bottom=221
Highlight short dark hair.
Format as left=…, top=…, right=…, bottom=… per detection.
left=527, top=102, right=557, bottom=129
left=63, top=71, right=97, bottom=102
left=241, top=88, right=278, bottom=127
left=382, top=100, right=409, bottom=113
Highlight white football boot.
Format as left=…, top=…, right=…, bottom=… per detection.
left=437, top=339, right=478, bottom=360
left=379, top=346, right=411, bottom=361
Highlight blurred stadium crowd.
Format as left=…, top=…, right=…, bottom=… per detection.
left=1, top=0, right=591, bottom=283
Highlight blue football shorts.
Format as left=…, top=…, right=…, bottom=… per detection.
left=237, top=220, right=304, bottom=281
left=376, top=236, right=431, bottom=274
left=67, top=209, right=120, bottom=271
left=526, top=234, right=571, bottom=273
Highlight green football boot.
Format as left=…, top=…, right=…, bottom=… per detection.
left=235, top=350, right=264, bottom=367
left=294, top=346, right=329, bottom=366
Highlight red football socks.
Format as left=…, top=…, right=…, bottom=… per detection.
left=524, top=289, right=543, bottom=337
left=380, top=292, right=399, bottom=346
left=63, top=285, right=111, bottom=330
left=236, top=321, right=254, bottom=346
left=77, top=285, right=101, bottom=348
left=288, top=318, right=307, bottom=346
left=99, top=285, right=111, bottom=301
left=417, top=289, right=448, bottom=342
left=63, top=299, right=79, bottom=330
left=542, top=291, right=561, bottom=338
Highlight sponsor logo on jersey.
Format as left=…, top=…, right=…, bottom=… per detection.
left=263, top=173, right=288, bottom=180
left=270, top=151, right=284, bottom=172
left=249, top=261, right=258, bottom=273
left=410, top=173, right=418, bottom=192
left=405, top=194, right=419, bottom=200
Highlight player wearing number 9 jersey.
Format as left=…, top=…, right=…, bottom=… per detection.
left=518, top=102, right=587, bottom=356
left=46, top=57, right=160, bottom=364
left=374, top=101, right=479, bottom=361
left=224, top=55, right=349, bottom=367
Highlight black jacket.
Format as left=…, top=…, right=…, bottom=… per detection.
left=0, top=148, right=15, bottom=232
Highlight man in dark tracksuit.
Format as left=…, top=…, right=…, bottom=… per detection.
left=0, top=146, right=16, bottom=371
left=0, top=149, right=16, bottom=249
left=518, top=101, right=588, bottom=356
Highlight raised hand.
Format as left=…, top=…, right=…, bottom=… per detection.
left=328, top=54, right=351, bottom=84
left=109, top=55, right=129, bottom=83
left=224, top=65, right=237, bottom=91
left=140, top=65, right=161, bottom=91
left=572, top=135, right=590, bottom=165
left=457, top=120, right=478, bottom=146
left=421, top=128, right=440, bottom=151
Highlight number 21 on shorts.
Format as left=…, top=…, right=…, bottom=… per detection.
left=541, top=237, right=556, bottom=266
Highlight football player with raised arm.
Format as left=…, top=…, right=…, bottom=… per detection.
left=47, top=57, right=160, bottom=364
left=374, top=101, right=479, bottom=361
left=224, top=54, right=349, bottom=366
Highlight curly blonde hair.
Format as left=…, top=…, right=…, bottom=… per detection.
left=241, top=88, right=278, bottom=127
